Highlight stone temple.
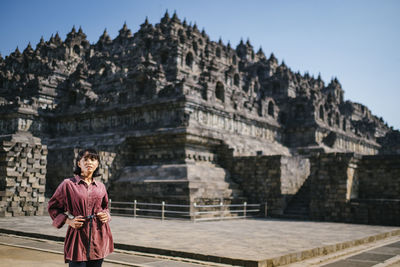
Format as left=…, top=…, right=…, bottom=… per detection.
left=0, top=12, right=399, bottom=225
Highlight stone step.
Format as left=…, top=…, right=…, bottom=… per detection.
left=284, top=177, right=312, bottom=216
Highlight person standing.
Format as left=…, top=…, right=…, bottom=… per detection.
left=48, top=148, right=114, bottom=267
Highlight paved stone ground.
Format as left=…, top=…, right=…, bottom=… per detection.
left=0, top=234, right=231, bottom=266
left=2, top=234, right=400, bottom=267
left=0, top=244, right=125, bottom=267
left=0, top=216, right=399, bottom=266
left=0, top=244, right=65, bottom=267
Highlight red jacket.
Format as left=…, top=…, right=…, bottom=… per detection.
left=48, top=175, right=114, bottom=262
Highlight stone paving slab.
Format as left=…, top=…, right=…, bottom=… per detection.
left=322, top=261, right=375, bottom=267
left=372, top=246, right=400, bottom=255
left=348, top=253, right=394, bottom=262
left=0, top=216, right=399, bottom=266
left=387, top=242, right=400, bottom=248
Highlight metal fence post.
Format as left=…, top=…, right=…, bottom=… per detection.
left=220, top=201, right=223, bottom=221
left=109, top=199, right=112, bottom=214
left=193, top=202, right=197, bottom=223
left=162, top=201, right=165, bottom=221
left=265, top=201, right=268, bottom=217
left=244, top=201, right=247, bottom=219
left=133, top=200, right=137, bottom=218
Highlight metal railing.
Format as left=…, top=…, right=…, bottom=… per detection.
left=109, top=199, right=261, bottom=222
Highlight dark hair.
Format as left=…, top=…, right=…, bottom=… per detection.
left=73, top=148, right=101, bottom=177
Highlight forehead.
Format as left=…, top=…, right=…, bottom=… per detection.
left=81, top=152, right=99, bottom=160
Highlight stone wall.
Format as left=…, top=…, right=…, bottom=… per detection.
left=315, top=129, right=378, bottom=155
left=356, top=155, right=400, bottom=225
left=358, top=155, right=400, bottom=199
left=0, top=132, right=47, bottom=216
left=186, top=100, right=290, bottom=156
left=46, top=147, right=75, bottom=197
left=309, top=153, right=360, bottom=222
left=230, top=155, right=310, bottom=215
left=308, top=153, right=400, bottom=226
left=377, top=130, right=400, bottom=155
left=352, top=199, right=400, bottom=226
left=46, top=101, right=187, bottom=137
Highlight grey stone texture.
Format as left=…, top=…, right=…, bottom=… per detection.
left=0, top=12, right=399, bottom=222
left=0, top=132, right=47, bottom=217
left=358, top=155, right=400, bottom=200
left=228, top=155, right=310, bottom=215
left=308, top=153, right=400, bottom=225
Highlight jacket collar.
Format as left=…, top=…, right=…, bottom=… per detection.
left=74, top=174, right=98, bottom=186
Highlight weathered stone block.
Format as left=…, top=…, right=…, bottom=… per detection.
left=32, top=182, right=41, bottom=189
left=0, top=190, right=14, bottom=197
left=0, top=211, right=12, bottom=217
left=28, top=176, right=36, bottom=183
left=5, top=178, right=16, bottom=187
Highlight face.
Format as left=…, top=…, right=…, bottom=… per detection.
left=77, top=153, right=99, bottom=177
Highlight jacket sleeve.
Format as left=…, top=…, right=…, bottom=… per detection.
left=48, top=180, right=68, bottom=228
left=101, top=187, right=112, bottom=222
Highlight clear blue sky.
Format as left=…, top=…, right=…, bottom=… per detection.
left=1, top=0, right=399, bottom=130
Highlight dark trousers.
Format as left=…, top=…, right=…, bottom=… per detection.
left=68, top=259, right=103, bottom=267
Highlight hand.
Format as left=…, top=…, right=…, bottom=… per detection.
left=97, top=212, right=109, bottom=223
left=66, top=216, right=85, bottom=229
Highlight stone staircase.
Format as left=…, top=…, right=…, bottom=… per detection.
left=282, top=177, right=311, bottom=220
left=188, top=163, right=249, bottom=219
left=113, top=162, right=248, bottom=219
left=187, top=162, right=246, bottom=201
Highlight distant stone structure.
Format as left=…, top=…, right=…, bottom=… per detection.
left=0, top=12, right=398, bottom=224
